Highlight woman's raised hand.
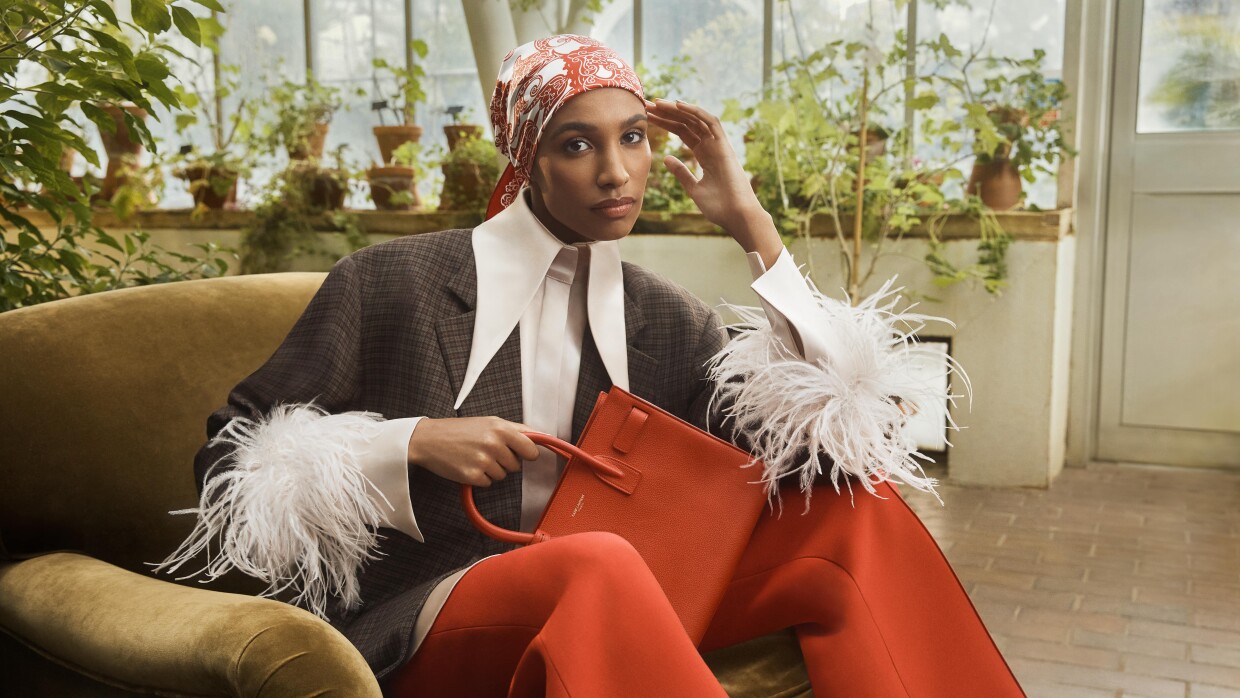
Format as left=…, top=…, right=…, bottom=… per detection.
left=407, top=416, right=541, bottom=487
left=645, top=98, right=782, bottom=266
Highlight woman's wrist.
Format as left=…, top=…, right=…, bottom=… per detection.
left=724, top=207, right=783, bottom=269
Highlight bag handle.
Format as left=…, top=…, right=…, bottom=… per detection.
left=460, top=432, right=624, bottom=546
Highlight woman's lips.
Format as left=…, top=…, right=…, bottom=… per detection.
left=592, top=198, right=636, bottom=219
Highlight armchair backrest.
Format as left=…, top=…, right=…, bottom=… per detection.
left=0, top=273, right=326, bottom=586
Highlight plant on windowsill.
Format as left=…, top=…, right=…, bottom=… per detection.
left=368, top=141, right=430, bottom=211
left=263, top=75, right=343, bottom=162
left=725, top=32, right=1011, bottom=300
left=437, top=132, right=500, bottom=214
left=443, top=105, right=482, bottom=153
left=171, top=59, right=259, bottom=213
left=371, top=40, right=429, bottom=164
left=938, top=47, right=1072, bottom=211
left=241, top=146, right=366, bottom=273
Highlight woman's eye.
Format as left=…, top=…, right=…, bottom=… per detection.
left=564, top=138, right=590, bottom=154
left=623, top=129, right=646, bottom=144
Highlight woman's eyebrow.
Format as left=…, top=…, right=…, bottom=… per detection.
left=547, top=113, right=648, bottom=139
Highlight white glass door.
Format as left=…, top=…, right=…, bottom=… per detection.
left=1096, top=0, right=1240, bottom=466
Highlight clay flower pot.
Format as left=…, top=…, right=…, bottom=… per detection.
left=368, top=165, right=420, bottom=211
left=98, top=104, right=148, bottom=201
left=967, top=159, right=1022, bottom=210
left=444, top=124, right=482, bottom=152
left=288, top=122, right=331, bottom=161
left=177, top=164, right=239, bottom=210
left=439, top=162, right=487, bottom=212
left=373, top=125, right=424, bottom=165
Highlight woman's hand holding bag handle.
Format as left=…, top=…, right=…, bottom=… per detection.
left=460, top=432, right=625, bottom=545
left=458, top=386, right=769, bottom=646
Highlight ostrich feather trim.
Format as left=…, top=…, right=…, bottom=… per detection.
left=708, top=276, right=970, bottom=511
left=154, top=404, right=391, bottom=619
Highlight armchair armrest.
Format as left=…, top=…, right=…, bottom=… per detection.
left=0, top=553, right=381, bottom=697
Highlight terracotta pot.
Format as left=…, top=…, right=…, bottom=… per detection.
left=289, top=163, right=347, bottom=210
left=444, top=124, right=483, bottom=152
left=967, top=159, right=1022, bottom=210
left=288, top=122, right=331, bottom=161
left=373, top=125, right=424, bottom=165
left=852, top=126, right=889, bottom=159
left=98, top=104, right=148, bottom=201
left=98, top=104, right=148, bottom=158
left=439, top=162, right=488, bottom=212
left=177, top=164, right=239, bottom=209
left=368, top=165, right=420, bottom=211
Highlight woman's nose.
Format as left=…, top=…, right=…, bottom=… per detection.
left=596, top=146, right=631, bottom=189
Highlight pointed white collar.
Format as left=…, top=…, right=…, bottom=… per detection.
left=454, top=189, right=629, bottom=409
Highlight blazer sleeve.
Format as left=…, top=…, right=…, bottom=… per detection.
left=159, top=256, right=416, bottom=620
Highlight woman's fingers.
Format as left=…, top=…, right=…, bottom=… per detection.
left=647, top=110, right=703, bottom=147
left=664, top=154, right=699, bottom=191
left=649, top=99, right=717, bottom=143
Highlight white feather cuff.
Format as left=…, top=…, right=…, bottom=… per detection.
left=155, top=404, right=391, bottom=619
left=708, top=277, right=969, bottom=511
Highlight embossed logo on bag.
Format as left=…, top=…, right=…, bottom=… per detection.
left=571, top=494, right=585, bottom=517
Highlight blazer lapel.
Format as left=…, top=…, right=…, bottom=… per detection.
left=571, top=286, right=659, bottom=441
left=436, top=248, right=524, bottom=423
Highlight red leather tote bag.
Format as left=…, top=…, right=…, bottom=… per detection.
left=461, top=386, right=769, bottom=646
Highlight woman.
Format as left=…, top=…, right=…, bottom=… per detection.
left=163, top=35, right=1022, bottom=696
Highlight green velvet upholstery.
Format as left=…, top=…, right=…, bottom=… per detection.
left=0, top=273, right=811, bottom=696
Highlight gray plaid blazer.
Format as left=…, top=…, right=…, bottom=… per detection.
left=196, top=228, right=731, bottom=679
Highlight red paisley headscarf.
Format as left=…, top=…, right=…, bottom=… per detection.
left=486, top=34, right=645, bottom=219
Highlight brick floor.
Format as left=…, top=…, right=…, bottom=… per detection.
left=902, top=462, right=1240, bottom=698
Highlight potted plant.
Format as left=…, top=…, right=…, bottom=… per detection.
left=443, top=105, right=482, bottom=153
left=172, top=64, right=258, bottom=210
left=438, top=133, right=500, bottom=213
left=264, top=76, right=343, bottom=161
left=371, top=40, right=429, bottom=164
left=368, top=141, right=426, bottom=211
left=724, top=22, right=1015, bottom=298
left=959, top=50, right=1072, bottom=210
left=241, top=147, right=366, bottom=274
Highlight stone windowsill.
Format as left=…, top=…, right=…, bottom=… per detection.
left=15, top=207, right=1073, bottom=241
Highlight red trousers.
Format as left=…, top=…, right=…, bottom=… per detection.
left=388, top=482, right=1024, bottom=697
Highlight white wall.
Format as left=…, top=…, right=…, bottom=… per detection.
left=621, top=233, right=1077, bottom=488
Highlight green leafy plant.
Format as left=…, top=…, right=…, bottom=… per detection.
left=635, top=58, right=699, bottom=215
left=438, top=133, right=500, bottom=214
left=261, top=74, right=344, bottom=160
left=241, top=147, right=365, bottom=273
left=721, top=0, right=1070, bottom=299
left=171, top=58, right=258, bottom=212
left=371, top=40, right=429, bottom=126
left=951, top=49, right=1073, bottom=183
left=0, top=0, right=234, bottom=312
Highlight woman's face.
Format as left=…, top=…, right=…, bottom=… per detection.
left=527, top=88, right=651, bottom=244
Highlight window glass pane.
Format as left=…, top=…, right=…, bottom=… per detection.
left=1137, top=0, right=1240, bottom=133
left=414, top=0, right=487, bottom=205
left=313, top=0, right=406, bottom=207
left=639, top=0, right=763, bottom=152
left=152, top=5, right=218, bottom=209
left=218, top=0, right=307, bottom=203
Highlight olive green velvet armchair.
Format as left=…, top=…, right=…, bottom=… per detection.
left=0, top=272, right=811, bottom=697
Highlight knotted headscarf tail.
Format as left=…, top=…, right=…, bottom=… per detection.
left=485, top=34, right=645, bottom=220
